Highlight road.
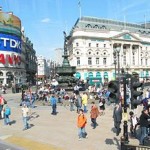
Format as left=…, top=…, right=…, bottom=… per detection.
left=0, top=92, right=142, bottom=150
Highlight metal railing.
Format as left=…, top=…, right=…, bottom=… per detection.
left=121, top=143, right=150, bottom=150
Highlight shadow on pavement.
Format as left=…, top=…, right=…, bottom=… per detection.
left=29, top=112, right=39, bottom=121
left=105, top=138, right=114, bottom=145
left=105, top=137, right=121, bottom=150
left=10, top=120, right=16, bottom=125
left=29, top=124, right=34, bottom=129
left=111, top=127, right=116, bottom=133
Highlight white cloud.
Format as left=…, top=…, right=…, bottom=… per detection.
left=41, top=18, right=50, bottom=23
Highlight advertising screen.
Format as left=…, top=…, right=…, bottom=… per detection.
left=0, top=33, right=21, bottom=54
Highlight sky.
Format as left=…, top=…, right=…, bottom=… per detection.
left=0, top=0, right=150, bottom=59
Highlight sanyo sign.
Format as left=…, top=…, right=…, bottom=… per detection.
left=0, top=33, right=21, bottom=53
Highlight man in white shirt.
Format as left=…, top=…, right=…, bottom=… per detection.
left=22, top=103, right=30, bottom=130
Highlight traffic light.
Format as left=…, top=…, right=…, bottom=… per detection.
left=108, top=80, right=119, bottom=103
left=130, top=77, right=143, bottom=109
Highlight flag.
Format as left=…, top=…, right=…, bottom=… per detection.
left=78, top=1, right=81, bottom=7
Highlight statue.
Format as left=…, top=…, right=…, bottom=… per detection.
left=56, top=32, right=77, bottom=90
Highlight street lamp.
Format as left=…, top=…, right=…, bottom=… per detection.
left=113, top=51, right=117, bottom=80
left=36, top=62, right=40, bottom=94
left=125, top=64, right=130, bottom=74
left=114, top=45, right=121, bottom=101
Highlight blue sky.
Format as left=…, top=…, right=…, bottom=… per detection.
left=0, top=0, right=150, bottom=59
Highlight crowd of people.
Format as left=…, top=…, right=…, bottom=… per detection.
left=0, top=83, right=150, bottom=146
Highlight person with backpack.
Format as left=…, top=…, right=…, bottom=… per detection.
left=3, top=101, right=11, bottom=125
left=77, top=109, right=87, bottom=140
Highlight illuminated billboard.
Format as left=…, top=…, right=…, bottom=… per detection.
left=0, top=33, right=21, bottom=53
left=0, top=33, right=21, bottom=66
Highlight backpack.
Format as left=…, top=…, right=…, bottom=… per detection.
left=5, top=106, right=11, bottom=115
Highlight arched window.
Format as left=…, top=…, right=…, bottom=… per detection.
left=104, top=72, right=108, bottom=79
left=86, top=24, right=92, bottom=28
left=93, top=25, right=99, bottom=29
left=88, top=72, right=93, bottom=78
left=0, top=72, right=3, bottom=76
left=75, top=72, right=81, bottom=79
left=96, top=72, right=101, bottom=78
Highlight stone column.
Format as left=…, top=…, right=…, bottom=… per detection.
left=3, top=71, right=7, bottom=85
left=129, top=44, right=133, bottom=67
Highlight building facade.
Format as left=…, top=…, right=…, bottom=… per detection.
left=55, top=48, right=63, bottom=66
left=0, top=9, right=37, bottom=86
left=37, top=56, right=49, bottom=81
left=0, top=10, right=25, bottom=86
left=67, top=16, right=150, bottom=85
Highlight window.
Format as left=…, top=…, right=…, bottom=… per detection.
left=145, top=59, right=147, bottom=65
left=104, top=44, right=106, bottom=48
left=77, top=51, right=79, bottom=54
left=88, top=51, right=91, bottom=55
left=89, top=43, right=91, bottom=47
left=88, top=57, right=92, bottom=65
left=96, top=43, right=99, bottom=47
left=141, top=59, right=143, bottom=65
left=132, top=54, right=135, bottom=65
left=103, top=58, right=106, bottom=65
left=77, top=57, right=80, bottom=66
left=96, top=58, right=99, bottom=64
left=123, top=53, right=126, bottom=65
left=76, top=43, right=79, bottom=47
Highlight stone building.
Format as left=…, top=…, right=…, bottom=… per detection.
left=67, top=16, right=150, bottom=85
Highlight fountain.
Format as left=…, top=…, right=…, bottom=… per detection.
left=56, top=32, right=78, bottom=90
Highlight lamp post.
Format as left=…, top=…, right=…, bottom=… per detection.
left=113, top=51, right=117, bottom=80
left=36, top=62, right=40, bottom=94
left=115, top=45, right=121, bottom=102
left=126, top=64, right=130, bottom=74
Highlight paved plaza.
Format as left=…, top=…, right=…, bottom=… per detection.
left=0, top=92, right=141, bottom=150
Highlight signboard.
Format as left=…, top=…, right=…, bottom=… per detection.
left=0, top=33, right=21, bottom=53
left=89, top=77, right=102, bottom=86
left=0, top=53, right=21, bottom=65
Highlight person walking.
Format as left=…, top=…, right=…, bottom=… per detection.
left=139, top=108, right=150, bottom=145
left=90, top=102, right=99, bottom=129
left=129, top=111, right=139, bottom=137
left=113, top=103, right=122, bottom=136
left=82, top=92, right=88, bottom=113
left=22, top=103, right=30, bottom=130
left=50, top=94, right=57, bottom=115
left=0, top=94, right=5, bottom=119
left=77, top=109, right=87, bottom=140
left=69, top=93, right=76, bottom=111
left=75, top=94, right=82, bottom=113
left=3, top=101, right=11, bottom=125
left=99, top=97, right=105, bottom=115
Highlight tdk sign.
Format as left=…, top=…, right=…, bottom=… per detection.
left=0, top=34, right=21, bottom=53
